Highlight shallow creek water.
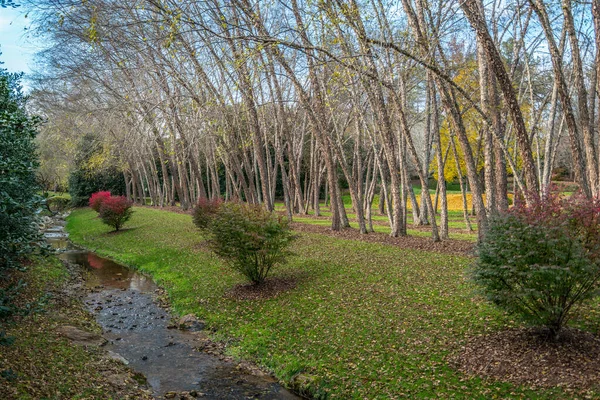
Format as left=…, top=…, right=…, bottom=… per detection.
left=44, top=217, right=300, bottom=399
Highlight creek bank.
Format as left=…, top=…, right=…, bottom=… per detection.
left=47, top=213, right=300, bottom=400
left=0, top=252, right=153, bottom=398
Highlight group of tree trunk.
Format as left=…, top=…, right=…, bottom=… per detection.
left=29, top=0, right=600, bottom=241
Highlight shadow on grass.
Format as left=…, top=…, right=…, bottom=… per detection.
left=222, top=265, right=313, bottom=301
left=103, top=226, right=142, bottom=236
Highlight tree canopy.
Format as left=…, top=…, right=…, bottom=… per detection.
left=25, top=0, right=600, bottom=241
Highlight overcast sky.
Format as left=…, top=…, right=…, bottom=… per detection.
left=0, top=7, right=40, bottom=76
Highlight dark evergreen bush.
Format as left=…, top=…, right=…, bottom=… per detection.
left=68, top=166, right=125, bottom=207
left=0, top=64, right=45, bottom=364
left=473, top=189, right=600, bottom=338
left=68, top=134, right=125, bottom=207
left=0, top=69, right=43, bottom=273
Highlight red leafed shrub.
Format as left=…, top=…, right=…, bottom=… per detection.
left=98, top=196, right=133, bottom=231
left=510, top=188, right=600, bottom=257
left=474, top=186, right=600, bottom=338
left=89, top=191, right=111, bottom=212
left=192, top=197, right=223, bottom=230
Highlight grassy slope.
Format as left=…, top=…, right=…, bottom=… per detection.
left=0, top=256, right=144, bottom=399
left=67, top=207, right=578, bottom=399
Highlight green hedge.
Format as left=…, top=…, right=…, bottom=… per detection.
left=0, top=69, right=43, bottom=273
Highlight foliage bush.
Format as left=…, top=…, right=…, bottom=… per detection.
left=196, top=201, right=296, bottom=284
left=473, top=189, right=600, bottom=338
left=192, top=197, right=222, bottom=229
left=0, top=63, right=46, bottom=366
left=0, top=68, right=43, bottom=274
left=46, top=195, right=71, bottom=213
left=98, top=196, right=133, bottom=231
left=68, top=134, right=126, bottom=207
left=69, top=166, right=126, bottom=207
left=89, top=191, right=111, bottom=212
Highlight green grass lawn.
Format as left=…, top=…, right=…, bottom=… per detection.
left=275, top=200, right=479, bottom=241
left=286, top=193, right=481, bottom=232
left=40, top=190, right=71, bottom=199
left=66, top=207, right=589, bottom=398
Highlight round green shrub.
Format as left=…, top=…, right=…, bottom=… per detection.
left=46, top=196, right=71, bottom=212
left=473, top=190, right=600, bottom=338
left=197, top=201, right=296, bottom=284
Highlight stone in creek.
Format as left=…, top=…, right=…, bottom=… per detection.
left=56, top=325, right=107, bottom=347
left=178, top=314, right=205, bottom=331
left=105, top=350, right=129, bottom=365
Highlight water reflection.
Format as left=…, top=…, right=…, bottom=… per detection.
left=43, top=224, right=155, bottom=292
left=59, top=251, right=157, bottom=292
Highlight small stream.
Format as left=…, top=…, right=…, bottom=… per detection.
left=44, top=215, right=300, bottom=400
